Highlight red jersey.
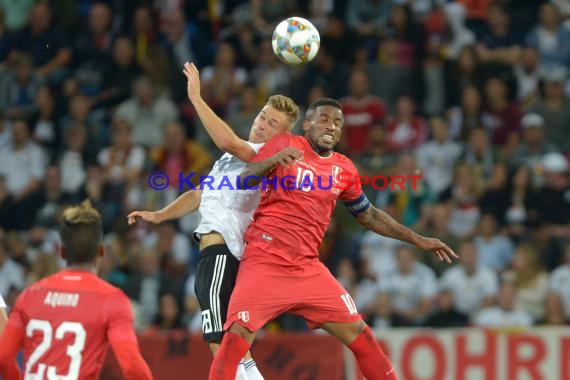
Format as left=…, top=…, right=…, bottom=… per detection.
left=340, top=95, right=386, bottom=155
left=243, top=134, right=364, bottom=267
left=0, top=269, right=152, bottom=380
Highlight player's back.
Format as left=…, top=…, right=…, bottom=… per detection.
left=13, top=269, right=132, bottom=380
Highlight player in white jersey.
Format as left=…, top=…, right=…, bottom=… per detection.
left=0, top=294, right=7, bottom=336
left=128, top=62, right=300, bottom=379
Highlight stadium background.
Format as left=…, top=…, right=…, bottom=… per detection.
left=0, top=0, right=569, bottom=379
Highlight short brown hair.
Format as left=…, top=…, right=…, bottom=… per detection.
left=266, top=95, right=300, bottom=129
left=59, top=200, right=103, bottom=264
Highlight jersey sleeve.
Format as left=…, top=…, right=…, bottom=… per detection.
left=104, top=291, right=153, bottom=380
left=103, top=290, right=139, bottom=344
left=0, top=294, right=6, bottom=308
left=250, top=133, right=292, bottom=163
left=0, top=294, right=26, bottom=380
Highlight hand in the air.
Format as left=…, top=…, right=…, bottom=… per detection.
left=182, top=62, right=201, bottom=102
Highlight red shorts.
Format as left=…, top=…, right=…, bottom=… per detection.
left=225, top=256, right=362, bottom=332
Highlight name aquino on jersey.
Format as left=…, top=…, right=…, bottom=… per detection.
left=44, top=292, right=80, bottom=308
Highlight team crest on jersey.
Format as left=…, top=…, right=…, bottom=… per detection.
left=237, top=311, right=250, bottom=323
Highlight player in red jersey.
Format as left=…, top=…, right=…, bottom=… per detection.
left=209, top=98, right=458, bottom=380
left=0, top=201, right=153, bottom=380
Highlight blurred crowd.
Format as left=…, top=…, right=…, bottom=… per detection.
left=0, top=0, right=569, bottom=333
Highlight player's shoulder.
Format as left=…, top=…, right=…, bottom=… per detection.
left=331, top=152, right=358, bottom=171
left=267, top=132, right=294, bottom=147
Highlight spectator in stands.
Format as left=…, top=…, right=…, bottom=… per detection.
left=340, top=68, right=387, bottom=155
left=462, top=127, right=506, bottom=192
left=442, top=2, right=475, bottom=60
left=366, top=292, right=408, bottom=329
left=502, top=243, right=549, bottom=323
left=354, top=120, right=397, bottom=200
left=0, top=238, right=25, bottom=300
left=199, top=42, right=247, bottom=117
left=8, top=2, right=71, bottom=82
left=250, top=0, right=297, bottom=34
left=0, top=0, right=34, bottom=32
left=480, top=165, right=535, bottom=242
left=529, top=152, right=570, bottom=230
left=0, top=53, right=42, bottom=120
left=73, top=2, right=115, bottom=96
left=473, top=281, right=534, bottom=327
left=220, top=4, right=262, bottom=71
left=250, top=40, right=291, bottom=102
left=60, top=93, right=107, bottom=159
left=31, top=86, right=56, bottom=150
left=514, top=47, right=541, bottom=110
left=445, top=47, right=482, bottom=110
left=114, top=76, right=178, bottom=148
left=529, top=67, right=570, bottom=153
left=384, top=152, right=432, bottom=228
left=509, top=113, right=560, bottom=171
left=226, top=86, right=260, bottom=140
left=0, top=119, right=46, bottom=229
left=439, top=163, right=482, bottom=239
left=385, top=95, right=428, bottom=152
left=546, top=243, right=570, bottom=325
left=130, top=5, right=158, bottom=65
left=448, top=86, right=484, bottom=141
left=95, top=36, right=142, bottom=109
left=367, top=34, right=412, bottom=112
left=481, top=76, right=522, bottom=151
left=475, top=3, right=523, bottom=67
left=525, top=3, right=570, bottom=72
left=152, top=293, right=183, bottom=330
left=124, top=248, right=182, bottom=330
left=150, top=121, right=212, bottom=190
left=97, top=118, right=145, bottom=222
left=334, top=258, right=377, bottom=317
left=414, top=33, right=447, bottom=117
left=423, top=287, right=469, bottom=328
left=359, top=231, right=399, bottom=282
left=474, top=213, right=515, bottom=273
left=417, top=204, right=460, bottom=276
left=416, top=116, right=463, bottom=198
left=143, top=221, right=191, bottom=279
left=346, top=0, right=392, bottom=42
left=439, top=239, right=499, bottom=317
left=57, top=125, right=89, bottom=200
left=378, top=244, right=438, bottom=326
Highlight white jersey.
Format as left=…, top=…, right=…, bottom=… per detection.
left=194, top=142, right=264, bottom=259
left=0, top=294, right=6, bottom=308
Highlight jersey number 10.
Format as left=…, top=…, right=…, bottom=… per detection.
left=25, top=319, right=86, bottom=380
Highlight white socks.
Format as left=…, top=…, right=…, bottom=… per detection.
left=244, top=359, right=264, bottom=380
left=235, top=361, right=248, bottom=380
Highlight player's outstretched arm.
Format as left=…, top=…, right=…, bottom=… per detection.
left=356, top=205, right=459, bottom=263
left=0, top=323, right=24, bottom=380
left=237, top=147, right=302, bottom=189
left=183, top=62, right=256, bottom=162
left=127, top=190, right=203, bottom=225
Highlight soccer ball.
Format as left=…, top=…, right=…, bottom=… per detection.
left=272, top=17, right=320, bottom=65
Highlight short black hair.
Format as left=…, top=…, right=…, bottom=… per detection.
left=59, top=200, right=103, bottom=264
left=306, top=98, right=342, bottom=117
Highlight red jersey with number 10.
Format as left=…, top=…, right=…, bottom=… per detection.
left=0, top=269, right=151, bottom=380
left=243, top=134, right=363, bottom=267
